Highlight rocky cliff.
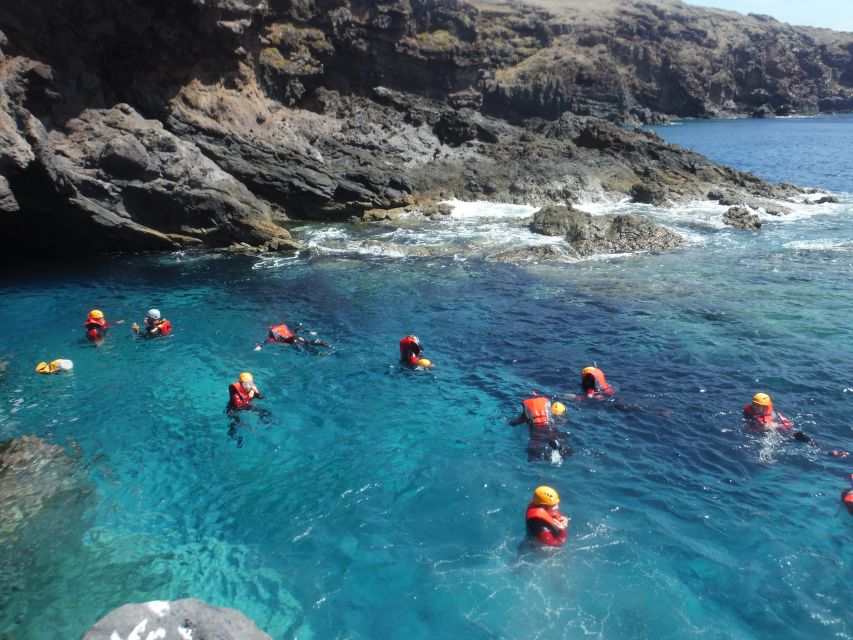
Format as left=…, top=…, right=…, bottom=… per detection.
left=0, top=0, right=845, bottom=256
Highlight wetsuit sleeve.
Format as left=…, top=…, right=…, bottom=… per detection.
left=253, top=389, right=263, bottom=400
left=510, top=413, right=526, bottom=426
left=536, top=528, right=567, bottom=547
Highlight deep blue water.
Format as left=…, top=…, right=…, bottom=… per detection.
left=1, top=117, right=852, bottom=640
left=649, top=114, right=853, bottom=193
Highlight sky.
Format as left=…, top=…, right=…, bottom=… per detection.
left=682, top=1, right=853, bottom=32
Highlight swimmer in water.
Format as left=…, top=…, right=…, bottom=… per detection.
left=255, top=323, right=332, bottom=352
left=744, top=393, right=814, bottom=444
left=510, top=395, right=572, bottom=461
left=226, top=372, right=270, bottom=447
left=84, top=309, right=124, bottom=342
left=525, top=485, right=570, bottom=548
left=399, top=335, right=433, bottom=368
left=132, top=309, right=172, bottom=338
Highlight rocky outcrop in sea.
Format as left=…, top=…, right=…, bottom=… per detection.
left=530, top=204, right=684, bottom=256
left=0, top=0, right=841, bottom=257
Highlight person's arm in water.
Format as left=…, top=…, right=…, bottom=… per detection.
left=510, top=412, right=526, bottom=427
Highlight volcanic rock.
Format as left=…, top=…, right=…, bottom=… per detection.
left=722, top=205, right=762, bottom=229
left=530, top=204, right=683, bottom=256
left=1, top=0, right=843, bottom=256
left=83, top=599, right=271, bottom=640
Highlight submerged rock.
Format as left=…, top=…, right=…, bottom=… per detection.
left=529, top=205, right=683, bottom=257
left=0, top=434, right=87, bottom=541
left=489, top=244, right=574, bottom=262
left=722, top=205, right=762, bottom=230
left=83, top=599, right=272, bottom=640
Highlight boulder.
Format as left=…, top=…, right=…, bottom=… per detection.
left=722, top=205, right=762, bottom=229
left=530, top=205, right=683, bottom=256
left=83, top=599, right=271, bottom=640
left=812, top=195, right=840, bottom=204
left=630, top=183, right=668, bottom=205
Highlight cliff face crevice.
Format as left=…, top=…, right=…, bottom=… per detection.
left=0, top=0, right=847, bottom=255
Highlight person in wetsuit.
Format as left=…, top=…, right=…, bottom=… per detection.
left=399, top=335, right=433, bottom=368
left=255, top=323, right=332, bottom=352
left=510, top=395, right=571, bottom=461
left=84, top=309, right=124, bottom=342
left=226, top=372, right=270, bottom=446
left=580, top=366, right=614, bottom=400
left=132, top=309, right=172, bottom=338
left=525, top=485, right=570, bottom=548
left=744, top=392, right=814, bottom=443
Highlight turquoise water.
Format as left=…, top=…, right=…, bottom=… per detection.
left=1, top=117, right=852, bottom=639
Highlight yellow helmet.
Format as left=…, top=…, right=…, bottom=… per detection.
left=88, top=309, right=104, bottom=320
left=581, top=366, right=597, bottom=376
left=552, top=401, right=566, bottom=415
left=35, top=362, right=50, bottom=374
left=533, top=485, right=559, bottom=507
left=417, top=358, right=432, bottom=367
left=752, top=392, right=772, bottom=406
left=239, top=372, right=254, bottom=383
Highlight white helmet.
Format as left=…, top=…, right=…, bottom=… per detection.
left=147, top=309, right=161, bottom=320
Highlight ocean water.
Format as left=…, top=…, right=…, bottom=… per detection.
left=1, top=117, right=852, bottom=639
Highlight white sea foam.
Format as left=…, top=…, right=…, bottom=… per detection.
left=280, top=196, right=852, bottom=263
left=782, top=239, right=853, bottom=251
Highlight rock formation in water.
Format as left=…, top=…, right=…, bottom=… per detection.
left=530, top=203, right=684, bottom=256
left=0, top=0, right=847, bottom=256
left=83, top=599, right=272, bottom=640
left=722, top=205, right=762, bottom=229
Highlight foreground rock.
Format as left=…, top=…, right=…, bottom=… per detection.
left=723, top=205, right=762, bottom=230
left=83, top=599, right=271, bottom=640
left=530, top=205, right=683, bottom=257
left=0, top=434, right=87, bottom=541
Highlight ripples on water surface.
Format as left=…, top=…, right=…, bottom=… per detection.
left=0, top=118, right=852, bottom=639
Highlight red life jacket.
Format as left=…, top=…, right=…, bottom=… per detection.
left=743, top=403, right=793, bottom=432
left=400, top=336, right=421, bottom=364
left=229, top=382, right=252, bottom=409
left=582, top=367, right=613, bottom=397
left=156, top=319, right=172, bottom=336
left=269, top=324, right=295, bottom=342
left=522, top=397, right=552, bottom=429
left=525, top=502, right=567, bottom=546
left=146, top=319, right=172, bottom=336
left=85, top=317, right=107, bottom=340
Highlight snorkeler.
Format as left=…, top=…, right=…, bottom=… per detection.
left=84, top=309, right=124, bottom=341
left=399, top=335, right=433, bottom=368
left=226, top=372, right=270, bottom=446
left=510, top=395, right=571, bottom=461
left=744, top=393, right=814, bottom=444
left=132, top=309, right=172, bottom=338
left=579, top=366, right=613, bottom=399
left=255, top=323, right=332, bottom=351
left=525, top=485, right=570, bottom=548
